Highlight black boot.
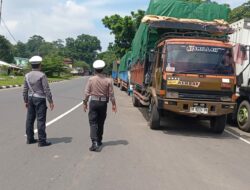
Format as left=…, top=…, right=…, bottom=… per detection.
left=97, top=141, right=103, bottom=146
left=26, top=138, right=38, bottom=144
left=89, top=141, right=99, bottom=151
left=38, top=141, right=51, bottom=147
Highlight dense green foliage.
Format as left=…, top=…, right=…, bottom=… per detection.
left=42, top=54, right=66, bottom=77
left=74, top=60, right=90, bottom=70
left=0, top=35, right=14, bottom=63
left=229, top=1, right=250, bottom=23
left=64, top=34, right=101, bottom=64
left=1, top=33, right=102, bottom=77
left=102, top=10, right=145, bottom=57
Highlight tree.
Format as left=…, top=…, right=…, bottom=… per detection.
left=0, top=35, right=14, bottom=63
left=52, top=39, right=65, bottom=56
left=13, top=41, right=29, bottom=58
left=39, top=42, right=57, bottom=57
left=131, top=10, right=146, bottom=30
left=229, top=1, right=250, bottom=23
left=26, top=35, right=46, bottom=56
left=65, top=34, right=101, bottom=64
left=74, top=60, right=90, bottom=71
left=64, top=37, right=76, bottom=60
left=52, top=39, right=65, bottom=49
left=42, top=53, right=66, bottom=77
left=102, top=10, right=145, bottom=57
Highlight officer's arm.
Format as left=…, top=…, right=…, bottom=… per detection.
left=108, top=81, right=117, bottom=113
left=41, top=75, right=53, bottom=104
left=108, top=80, right=116, bottom=105
left=83, top=79, right=91, bottom=104
left=23, top=78, right=29, bottom=104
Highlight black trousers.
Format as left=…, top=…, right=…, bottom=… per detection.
left=88, top=100, right=107, bottom=143
left=26, top=97, right=47, bottom=142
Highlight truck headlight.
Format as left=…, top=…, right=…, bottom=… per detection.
left=166, top=92, right=179, bottom=99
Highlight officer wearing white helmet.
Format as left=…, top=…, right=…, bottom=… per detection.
left=23, top=55, right=54, bottom=147
left=83, top=60, right=117, bottom=151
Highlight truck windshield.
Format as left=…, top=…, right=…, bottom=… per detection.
left=165, top=44, right=234, bottom=75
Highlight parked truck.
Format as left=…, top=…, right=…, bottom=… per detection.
left=130, top=0, right=236, bottom=133
left=229, top=18, right=250, bottom=132
left=118, top=51, right=132, bottom=91
left=112, top=60, right=120, bottom=86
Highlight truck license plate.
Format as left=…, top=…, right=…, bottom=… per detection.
left=190, top=107, right=208, bottom=114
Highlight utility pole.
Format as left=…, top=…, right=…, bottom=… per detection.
left=0, top=0, right=3, bottom=24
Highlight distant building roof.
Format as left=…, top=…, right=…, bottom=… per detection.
left=0, top=60, right=22, bottom=69
left=64, top=58, right=73, bottom=65
left=14, top=57, right=29, bottom=67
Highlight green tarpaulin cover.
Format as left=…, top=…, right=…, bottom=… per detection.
left=119, top=51, right=132, bottom=72
left=130, top=0, right=230, bottom=65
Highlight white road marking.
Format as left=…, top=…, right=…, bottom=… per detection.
left=225, top=129, right=250, bottom=145
left=33, top=102, right=83, bottom=134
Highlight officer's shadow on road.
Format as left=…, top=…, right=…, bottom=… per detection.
left=98, top=140, right=129, bottom=151
left=48, top=137, right=73, bottom=145
left=103, top=140, right=128, bottom=147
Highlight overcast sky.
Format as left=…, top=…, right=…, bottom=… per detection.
left=0, top=0, right=247, bottom=52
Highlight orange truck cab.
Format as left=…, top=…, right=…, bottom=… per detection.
left=131, top=17, right=236, bottom=133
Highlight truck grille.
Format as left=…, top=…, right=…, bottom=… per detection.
left=179, top=93, right=222, bottom=101
left=167, top=89, right=233, bottom=102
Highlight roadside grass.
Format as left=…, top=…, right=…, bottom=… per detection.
left=0, top=75, right=74, bottom=86
left=0, top=76, right=24, bottom=86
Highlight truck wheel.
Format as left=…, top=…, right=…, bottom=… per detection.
left=237, top=100, right=250, bottom=132
left=149, top=101, right=161, bottom=130
left=132, top=94, right=140, bottom=107
left=210, top=115, right=227, bottom=134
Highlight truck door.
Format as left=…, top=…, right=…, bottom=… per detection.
left=153, top=46, right=164, bottom=91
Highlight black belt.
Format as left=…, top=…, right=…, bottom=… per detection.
left=91, top=96, right=108, bottom=102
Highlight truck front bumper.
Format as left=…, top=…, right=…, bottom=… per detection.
left=158, top=98, right=235, bottom=116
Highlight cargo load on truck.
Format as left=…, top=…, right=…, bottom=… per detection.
left=129, top=0, right=236, bottom=134
left=118, top=51, right=132, bottom=91
left=130, top=0, right=230, bottom=68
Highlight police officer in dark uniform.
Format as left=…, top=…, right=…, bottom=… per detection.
left=23, top=56, right=54, bottom=147
left=83, top=60, right=117, bottom=151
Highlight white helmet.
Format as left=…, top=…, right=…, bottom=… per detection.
left=93, top=60, right=106, bottom=69
left=29, top=56, right=43, bottom=64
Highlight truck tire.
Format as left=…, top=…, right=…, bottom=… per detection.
left=237, top=100, right=250, bottom=132
left=210, top=115, right=227, bottom=134
left=132, top=94, right=140, bottom=107
left=149, top=102, right=161, bottom=130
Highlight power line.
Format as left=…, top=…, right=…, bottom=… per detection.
left=0, top=0, right=18, bottom=43
left=1, top=17, right=17, bottom=43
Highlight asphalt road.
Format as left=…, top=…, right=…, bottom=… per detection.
left=1, top=77, right=250, bottom=190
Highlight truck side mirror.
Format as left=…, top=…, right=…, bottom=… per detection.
left=149, top=49, right=155, bottom=63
